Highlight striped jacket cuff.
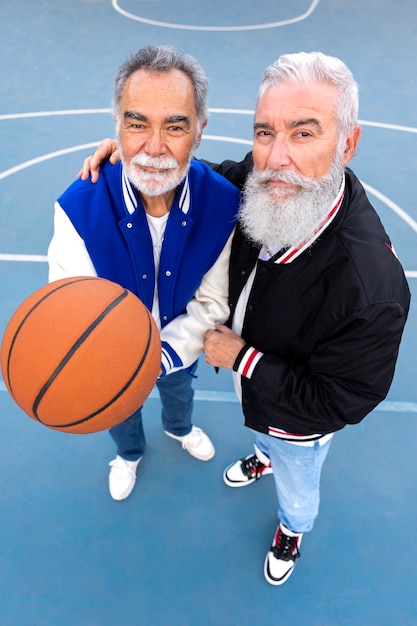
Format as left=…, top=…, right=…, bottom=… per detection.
left=233, top=344, right=263, bottom=378
left=160, top=341, right=183, bottom=377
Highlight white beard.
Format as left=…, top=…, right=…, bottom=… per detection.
left=239, top=159, right=344, bottom=250
left=122, top=151, right=191, bottom=197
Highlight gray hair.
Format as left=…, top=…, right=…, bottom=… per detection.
left=113, top=45, right=208, bottom=125
left=258, top=51, right=359, bottom=140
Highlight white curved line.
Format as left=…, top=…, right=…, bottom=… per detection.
left=202, top=134, right=252, bottom=145
left=1, top=109, right=417, bottom=136
left=0, top=254, right=47, bottom=262
left=0, top=109, right=112, bottom=121
left=0, top=379, right=413, bottom=410
left=359, top=120, right=417, bottom=134
left=0, top=143, right=100, bottom=181
left=1, top=138, right=416, bottom=270
left=209, top=108, right=255, bottom=116
left=0, top=136, right=251, bottom=181
left=112, top=0, right=319, bottom=31
left=361, top=181, right=417, bottom=234
left=0, top=154, right=416, bottom=277
left=1, top=143, right=415, bottom=238
left=1, top=255, right=415, bottom=277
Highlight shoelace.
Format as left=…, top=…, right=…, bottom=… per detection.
left=181, top=427, right=202, bottom=450
left=272, top=529, right=301, bottom=562
left=241, top=454, right=268, bottom=479
left=109, top=458, right=136, bottom=477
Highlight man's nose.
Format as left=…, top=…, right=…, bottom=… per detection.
left=266, top=136, right=291, bottom=170
left=144, top=129, right=166, bottom=156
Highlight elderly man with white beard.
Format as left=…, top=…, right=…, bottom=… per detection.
left=48, top=45, right=240, bottom=501
left=203, top=51, right=410, bottom=585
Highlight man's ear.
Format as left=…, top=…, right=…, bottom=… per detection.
left=194, top=119, right=208, bottom=150
left=342, top=125, right=362, bottom=166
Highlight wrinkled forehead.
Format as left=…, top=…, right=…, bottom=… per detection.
left=120, top=68, right=198, bottom=116
left=255, top=80, right=339, bottom=126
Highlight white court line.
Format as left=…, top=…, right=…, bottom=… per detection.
left=2, top=137, right=416, bottom=256
left=0, top=257, right=416, bottom=281
left=148, top=389, right=417, bottom=412
left=112, top=0, right=320, bottom=31
left=0, top=136, right=250, bottom=181
left=0, top=109, right=112, bottom=121
left=0, top=111, right=416, bottom=274
left=0, top=381, right=414, bottom=412
left=359, top=120, right=417, bottom=134
left=0, top=254, right=47, bottom=262
left=1, top=108, right=417, bottom=135
left=0, top=142, right=100, bottom=181
left=361, top=182, right=417, bottom=234
left=1, top=252, right=415, bottom=279
left=210, top=110, right=417, bottom=134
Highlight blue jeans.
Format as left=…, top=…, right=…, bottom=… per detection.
left=109, top=364, right=197, bottom=461
left=255, top=431, right=332, bottom=534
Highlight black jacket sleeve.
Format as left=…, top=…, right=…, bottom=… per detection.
left=243, top=302, right=408, bottom=434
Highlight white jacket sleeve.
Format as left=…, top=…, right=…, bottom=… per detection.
left=48, top=202, right=97, bottom=282
left=159, top=229, right=234, bottom=375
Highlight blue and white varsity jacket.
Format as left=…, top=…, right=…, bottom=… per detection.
left=48, top=159, right=240, bottom=375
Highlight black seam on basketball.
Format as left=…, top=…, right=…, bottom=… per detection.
left=32, top=288, right=130, bottom=423
left=34, top=300, right=155, bottom=429
left=5, top=277, right=101, bottom=398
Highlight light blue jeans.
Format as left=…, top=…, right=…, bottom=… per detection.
left=255, top=431, right=332, bottom=533
left=109, top=363, right=197, bottom=461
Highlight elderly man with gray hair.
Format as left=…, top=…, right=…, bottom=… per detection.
left=204, top=51, right=410, bottom=585
left=48, top=45, right=240, bottom=501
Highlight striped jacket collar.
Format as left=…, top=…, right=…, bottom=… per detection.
left=121, top=166, right=191, bottom=216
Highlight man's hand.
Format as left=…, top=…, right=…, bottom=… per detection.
left=204, top=322, right=246, bottom=369
left=78, top=138, right=120, bottom=183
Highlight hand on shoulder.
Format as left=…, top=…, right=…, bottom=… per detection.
left=77, top=138, right=120, bottom=183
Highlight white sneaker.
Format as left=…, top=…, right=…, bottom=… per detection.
left=223, top=445, right=273, bottom=487
left=264, top=523, right=302, bottom=585
left=164, top=425, right=215, bottom=461
left=108, top=455, right=142, bottom=501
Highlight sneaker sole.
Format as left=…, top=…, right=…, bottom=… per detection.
left=185, top=448, right=215, bottom=461
left=109, top=486, right=135, bottom=501
left=223, top=466, right=273, bottom=488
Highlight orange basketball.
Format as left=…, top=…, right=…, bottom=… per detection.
left=0, top=276, right=161, bottom=434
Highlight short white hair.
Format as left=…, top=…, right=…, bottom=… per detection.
left=258, top=51, right=359, bottom=139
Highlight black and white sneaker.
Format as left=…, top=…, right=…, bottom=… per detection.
left=264, top=522, right=302, bottom=585
left=223, top=446, right=273, bottom=487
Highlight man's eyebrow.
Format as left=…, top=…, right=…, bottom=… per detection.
left=254, top=119, right=323, bottom=131
left=253, top=122, right=274, bottom=131
left=289, top=118, right=323, bottom=131
left=124, top=111, right=148, bottom=122
left=123, top=111, right=191, bottom=128
left=165, top=115, right=191, bottom=127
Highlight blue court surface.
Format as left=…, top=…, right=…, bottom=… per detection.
left=1, top=1, right=417, bottom=624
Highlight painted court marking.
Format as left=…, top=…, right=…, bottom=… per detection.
left=0, top=381, right=414, bottom=413
left=1, top=108, right=416, bottom=274
left=111, top=0, right=320, bottom=31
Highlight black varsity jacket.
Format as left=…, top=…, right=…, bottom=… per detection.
left=214, top=155, right=410, bottom=438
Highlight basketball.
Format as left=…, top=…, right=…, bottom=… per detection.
left=0, top=276, right=161, bottom=434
